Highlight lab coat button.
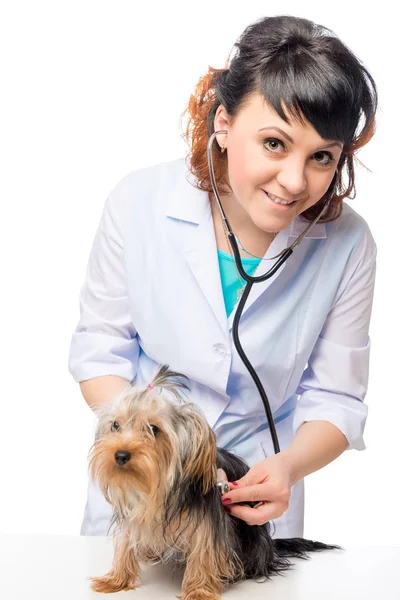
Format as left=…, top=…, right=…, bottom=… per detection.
left=213, top=343, right=228, bottom=357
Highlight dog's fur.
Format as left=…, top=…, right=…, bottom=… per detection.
left=88, top=365, right=342, bottom=599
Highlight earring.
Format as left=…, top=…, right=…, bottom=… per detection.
left=221, top=145, right=226, bottom=154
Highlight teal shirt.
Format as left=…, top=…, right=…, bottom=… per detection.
left=217, top=249, right=262, bottom=317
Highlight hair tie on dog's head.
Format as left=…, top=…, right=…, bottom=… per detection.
left=147, top=383, right=154, bottom=390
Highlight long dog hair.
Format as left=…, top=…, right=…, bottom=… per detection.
left=87, top=365, right=342, bottom=598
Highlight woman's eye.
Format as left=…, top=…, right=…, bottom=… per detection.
left=264, top=138, right=281, bottom=152
left=313, top=151, right=335, bottom=166
left=150, top=424, right=160, bottom=437
left=263, top=138, right=335, bottom=167
left=111, top=421, right=121, bottom=432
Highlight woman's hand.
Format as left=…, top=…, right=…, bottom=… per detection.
left=220, top=453, right=295, bottom=526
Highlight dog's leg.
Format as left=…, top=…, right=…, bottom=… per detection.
left=90, top=528, right=141, bottom=593
left=179, top=520, right=234, bottom=600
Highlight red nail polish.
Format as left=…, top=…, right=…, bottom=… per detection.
left=222, top=497, right=231, bottom=504
left=231, top=481, right=239, bottom=486
left=223, top=506, right=231, bottom=513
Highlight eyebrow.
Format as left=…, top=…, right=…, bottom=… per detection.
left=258, top=126, right=343, bottom=150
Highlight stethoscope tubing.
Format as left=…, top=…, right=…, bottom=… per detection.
left=207, top=129, right=331, bottom=454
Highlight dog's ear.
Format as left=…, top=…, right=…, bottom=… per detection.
left=182, top=410, right=217, bottom=495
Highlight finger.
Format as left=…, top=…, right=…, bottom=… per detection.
left=225, top=501, right=280, bottom=526
left=228, top=476, right=283, bottom=493
left=229, top=468, right=283, bottom=489
left=221, top=480, right=283, bottom=505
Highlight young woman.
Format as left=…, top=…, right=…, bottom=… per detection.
left=69, top=15, right=378, bottom=539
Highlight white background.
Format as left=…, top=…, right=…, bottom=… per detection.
left=1, top=1, right=398, bottom=545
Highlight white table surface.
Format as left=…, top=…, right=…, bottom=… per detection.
left=1, top=533, right=399, bottom=599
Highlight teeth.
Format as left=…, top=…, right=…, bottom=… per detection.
left=267, top=192, right=294, bottom=205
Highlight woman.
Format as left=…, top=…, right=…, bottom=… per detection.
left=69, top=15, right=378, bottom=539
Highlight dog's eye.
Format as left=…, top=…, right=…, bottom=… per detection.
left=111, top=421, right=121, bottom=432
left=149, top=424, right=160, bottom=437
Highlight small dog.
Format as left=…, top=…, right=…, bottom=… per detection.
left=88, top=365, right=342, bottom=599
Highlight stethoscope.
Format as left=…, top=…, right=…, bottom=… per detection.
left=207, top=129, right=331, bottom=454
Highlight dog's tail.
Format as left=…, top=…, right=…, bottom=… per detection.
left=273, top=537, right=343, bottom=559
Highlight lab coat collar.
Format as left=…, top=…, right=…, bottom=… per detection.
left=166, top=157, right=327, bottom=336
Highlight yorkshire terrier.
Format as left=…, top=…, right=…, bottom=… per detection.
left=88, top=365, right=342, bottom=599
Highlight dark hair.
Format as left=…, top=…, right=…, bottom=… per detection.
left=181, top=15, right=378, bottom=222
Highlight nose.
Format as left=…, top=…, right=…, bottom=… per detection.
left=114, top=450, right=131, bottom=466
left=276, top=160, right=307, bottom=196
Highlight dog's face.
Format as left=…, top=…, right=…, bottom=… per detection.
left=88, top=388, right=217, bottom=516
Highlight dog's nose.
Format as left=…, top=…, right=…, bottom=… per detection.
left=114, top=450, right=131, bottom=466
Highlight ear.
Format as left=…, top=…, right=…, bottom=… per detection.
left=182, top=411, right=217, bottom=495
left=214, top=104, right=231, bottom=150
left=93, top=410, right=112, bottom=441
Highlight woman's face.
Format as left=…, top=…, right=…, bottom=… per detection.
left=214, top=92, right=343, bottom=233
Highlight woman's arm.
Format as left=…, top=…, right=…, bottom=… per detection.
left=281, top=420, right=349, bottom=486
left=292, top=225, right=377, bottom=453
left=68, top=192, right=139, bottom=394
left=80, top=375, right=132, bottom=412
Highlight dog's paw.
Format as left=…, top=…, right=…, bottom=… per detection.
left=89, top=573, right=140, bottom=593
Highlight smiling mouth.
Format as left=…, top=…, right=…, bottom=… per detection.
left=264, top=191, right=297, bottom=205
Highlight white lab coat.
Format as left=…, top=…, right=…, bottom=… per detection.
left=68, top=156, right=377, bottom=539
